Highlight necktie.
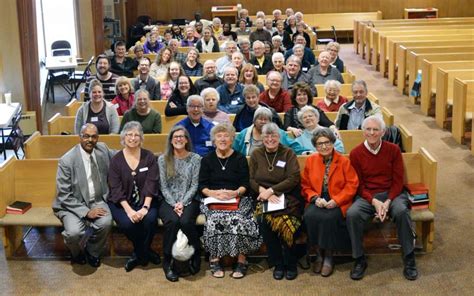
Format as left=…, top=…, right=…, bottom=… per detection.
left=90, top=155, right=102, bottom=202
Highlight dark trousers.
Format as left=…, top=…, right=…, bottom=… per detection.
left=108, top=201, right=158, bottom=261
left=259, top=218, right=298, bottom=270
left=158, top=200, right=200, bottom=262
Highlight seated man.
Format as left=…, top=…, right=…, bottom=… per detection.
left=249, top=41, right=273, bottom=75
left=335, top=80, right=381, bottom=130
left=281, top=55, right=316, bottom=96
left=168, top=39, right=187, bottom=64
left=216, top=66, right=245, bottom=114
left=216, top=41, right=238, bottom=77
left=236, top=8, right=253, bottom=27
left=131, top=57, right=161, bottom=100
left=194, top=60, right=224, bottom=92
left=259, top=71, right=292, bottom=113
left=308, top=51, right=344, bottom=85
left=249, top=18, right=272, bottom=45
left=175, top=95, right=215, bottom=156
left=110, top=41, right=138, bottom=78
left=347, top=115, right=418, bottom=281
left=84, top=55, right=119, bottom=101
left=52, top=123, right=114, bottom=267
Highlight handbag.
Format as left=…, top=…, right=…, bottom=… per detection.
left=208, top=197, right=240, bottom=211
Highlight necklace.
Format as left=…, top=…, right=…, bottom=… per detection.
left=216, top=152, right=230, bottom=170
left=264, top=150, right=278, bottom=172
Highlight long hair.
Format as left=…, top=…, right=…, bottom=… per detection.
left=164, top=125, right=193, bottom=178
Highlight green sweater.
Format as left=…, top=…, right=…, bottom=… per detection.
left=120, top=107, right=162, bottom=134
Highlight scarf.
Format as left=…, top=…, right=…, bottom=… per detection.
left=201, top=37, right=215, bottom=53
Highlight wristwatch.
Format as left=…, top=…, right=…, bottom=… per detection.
left=143, top=205, right=149, bottom=210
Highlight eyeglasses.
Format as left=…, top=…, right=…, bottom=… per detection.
left=125, top=133, right=141, bottom=138
left=188, top=105, right=203, bottom=109
left=81, top=134, right=98, bottom=140
left=315, top=141, right=332, bottom=148
left=172, top=135, right=186, bottom=139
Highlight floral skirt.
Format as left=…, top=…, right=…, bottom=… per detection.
left=200, top=197, right=262, bottom=258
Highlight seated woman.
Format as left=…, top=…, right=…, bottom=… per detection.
left=264, top=41, right=273, bottom=55
left=120, top=89, right=162, bottom=134
left=301, top=127, right=358, bottom=277
left=150, top=46, right=174, bottom=80
left=273, top=20, right=292, bottom=50
left=75, top=79, right=119, bottom=135
left=158, top=126, right=202, bottom=282
left=292, top=22, right=311, bottom=48
left=231, top=51, right=245, bottom=75
left=222, top=22, right=238, bottom=41
left=239, top=64, right=265, bottom=93
left=295, top=106, right=345, bottom=153
left=272, top=52, right=285, bottom=73
left=292, top=44, right=311, bottom=72
left=201, top=87, right=231, bottom=125
left=235, top=18, right=251, bottom=36
left=309, top=51, right=344, bottom=85
left=108, top=121, right=161, bottom=272
left=111, top=76, right=135, bottom=116
left=171, top=24, right=184, bottom=41
left=326, top=42, right=344, bottom=73
left=271, top=36, right=285, bottom=54
left=195, top=27, right=220, bottom=53
left=182, top=48, right=203, bottom=77
left=211, top=17, right=224, bottom=40
left=249, top=122, right=303, bottom=280
left=283, top=82, right=335, bottom=138
left=143, top=32, right=163, bottom=54
left=165, top=75, right=198, bottom=116
left=315, top=80, right=348, bottom=112
left=199, top=123, right=262, bottom=279
left=160, top=61, right=185, bottom=100
left=233, top=107, right=306, bottom=156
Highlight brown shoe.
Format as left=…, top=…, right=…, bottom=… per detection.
left=321, top=263, right=334, bottom=277
left=312, top=259, right=323, bottom=274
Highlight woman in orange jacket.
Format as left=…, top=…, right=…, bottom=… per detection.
left=301, top=127, right=359, bottom=277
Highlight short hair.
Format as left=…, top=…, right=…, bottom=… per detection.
left=139, top=56, right=151, bottom=65
left=272, top=35, right=283, bottom=42
left=200, top=87, right=220, bottom=103
left=252, top=40, right=264, bottom=49
left=292, top=44, right=305, bottom=52
left=224, top=65, right=239, bottom=76
left=243, top=84, right=260, bottom=98
left=311, top=127, right=337, bottom=148
left=80, top=123, right=98, bottom=136
left=232, top=51, right=244, bottom=61
left=133, top=89, right=150, bottom=107
left=326, top=41, right=340, bottom=52
left=186, top=94, right=204, bottom=108
left=324, top=80, right=342, bottom=92
left=262, top=122, right=280, bottom=135
left=134, top=44, right=144, bottom=53
left=266, top=71, right=282, bottom=84
left=95, top=54, right=110, bottom=68
left=294, top=34, right=306, bottom=43
left=297, top=105, right=320, bottom=126
left=286, top=55, right=301, bottom=66
left=114, top=40, right=126, bottom=50
left=253, top=106, right=273, bottom=122
left=120, top=121, right=144, bottom=146
left=362, top=115, right=386, bottom=132
left=225, top=40, right=238, bottom=50
left=273, top=9, right=282, bottom=16
left=186, top=48, right=200, bottom=63
left=164, top=125, right=193, bottom=178
left=276, top=20, right=285, bottom=26
left=202, top=26, right=212, bottom=34
left=272, top=52, right=284, bottom=63
left=212, top=17, right=222, bottom=25
left=238, top=38, right=250, bottom=46
left=290, top=82, right=312, bottom=106
left=239, top=64, right=258, bottom=84
left=352, top=80, right=368, bottom=93
left=203, top=59, right=216, bottom=67
left=88, top=79, right=103, bottom=97
left=210, top=122, right=236, bottom=142
left=115, top=76, right=134, bottom=95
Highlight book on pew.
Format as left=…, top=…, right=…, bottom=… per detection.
left=6, top=201, right=32, bottom=214
left=263, top=194, right=286, bottom=213
left=411, top=203, right=429, bottom=210
left=405, top=183, right=429, bottom=195
left=203, top=197, right=238, bottom=205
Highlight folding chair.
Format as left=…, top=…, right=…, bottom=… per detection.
left=46, top=40, right=74, bottom=103
left=315, top=26, right=337, bottom=45
left=69, top=56, right=94, bottom=100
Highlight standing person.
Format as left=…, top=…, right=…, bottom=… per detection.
left=195, top=27, right=220, bottom=53
left=53, top=124, right=114, bottom=267
left=120, top=89, right=162, bottom=134
left=199, top=123, right=262, bottom=279
left=249, top=122, right=303, bottom=280
left=110, top=41, right=138, bottom=78
left=347, top=116, right=418, bottom=281
left=108, top=122, right=161, bottom=272
left=131, top=57, right=161, bottom=100
left=84, top=55, right=119, bottom=101
left=111, top=76, right=135, bottom=116
left=75, top=79, right=120, bottom=135
left=194, top=60, right=224, bottom=92
left=158, top=126, right=202, bottom=282
left=301, top=128, right=358, bottom=276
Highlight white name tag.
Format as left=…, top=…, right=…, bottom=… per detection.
left=113, top=103, right=119, bottom=109
left=302, top=67, right=308, bottom=72
left=212, top=121, right=219, bottom=126
left=255, top=65, right=260, bottom=69
left=90, top=117, right=99, bottom=122
left=109, top=86, right=115, bottom=92
left=276, top=160, right=286, bottom=168
left=231, top=100, right=239, bottom=105
left=139, top=167, right=148, bottom=172
left=205, top=140, right=213, bottom=147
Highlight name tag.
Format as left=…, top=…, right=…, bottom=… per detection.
left=205, top=140, right=213, bottom=147
left=113, top=103, right=119, bottom=109
left=231, top=100, right=239, bottom=105
left=212, top=121, right=219, bottom=126
left=139, top=167, right=148, bottom=172
left=302, top=67, right=308, bottom=72
left=109, top=86, right=115, bottom=92
left=276, top=160, right=286, bottom=168
left=90, top=117, right=99, bottom=122
left=255, top=65, right=260, bottom=69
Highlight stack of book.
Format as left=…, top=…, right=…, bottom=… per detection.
left=405, top=183, right=429, bottom=210
left=6, top=201, right=32, bottom=215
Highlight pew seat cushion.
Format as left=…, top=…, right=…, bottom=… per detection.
left=410, top=209, right=434, bottom=222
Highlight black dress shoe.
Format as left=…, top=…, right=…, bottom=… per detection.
left=148, top=250, right=161, bottom=265
left=403, top=253, right=418, bottom=281
left=70, top=253, right=86, bottom=265
left=273, top=266, right=284, bottom=280
left=350, top=256, right=367, bottom=280
left=285, top=268, right=298, bottom=280
left=125, top=257, right=141, bottom=272
left=164, top=266, right=179, bottom=282
left=85, top=250, right=101, bottom=268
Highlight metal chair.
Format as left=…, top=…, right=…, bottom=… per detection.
left=46, top=40, right=74, bottom=103
left=69, top=56, right=94, bottom=100
left=2, top=106, right=24, bottom=159
left=315, top=26, right=337, bottom=45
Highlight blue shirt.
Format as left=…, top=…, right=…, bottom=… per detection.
left=347, top=102, right=366, bottom=130
left=216, top=83, right=245, bottom=114
left=176, top=117, right=215, bottom=156
left=295, top=129, right=345, bottom=154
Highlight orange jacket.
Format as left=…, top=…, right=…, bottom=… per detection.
left=301, top=151, right=359, bottom=216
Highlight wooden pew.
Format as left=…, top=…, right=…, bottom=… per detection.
left=131, top=52, right=226, bottom=62
left=420, top=60, right=474, bottom=118
left=66, top=99, right=168, bottom=116
left=435, top=69, right=474, bottom=129
left=452, top=79, right=474, bottom=144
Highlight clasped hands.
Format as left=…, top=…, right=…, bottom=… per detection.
left=211, top=189, right=238, bottom=201
left=174, top=202, right=184, bottom=217
left=126, top=207, right=149, bottom=223
left=257, top=187, right=279, bottom=204
left=372, top=198, right=391, bottom=222
left=315, top=197, right=337, bottom=209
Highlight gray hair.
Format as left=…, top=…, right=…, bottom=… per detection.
left=133, top=89, right=150, bottom=107
left=362, top=115, right=386, bottom=132
left=292, top=44, right=305, bottom=52
left=186, top=95, right=204, bottom=108
left=297, top=105, right=320, bottom=126
left=252, top=40, right=264, bottom=49
left=120, top=121, right=144, bottom=146
left=80, top=123, right=98, bottom=135
left=272, top=35, right=283, bottom=42
left=225, top=40, right=238, bottom=50
left=238, top=38, right=250, bottom=46
left=286, top=55, right=301, bottom=66
left=262, top=122, right=280, bottom=135
left=223, top=65, right=239, bottom=76
left=326, top=41, right=340, bottom=52
left=210, top=122, right=236, bottom=142
left=243, top=84, right=260, bottom=98
left=200, top=87, right=220, bottom=103
left=272, top=52, right=284, bottom=63
left=253, top=106, right=273, bottom=122
left=352, top=79, right=368, bottom=93
left=311, top=127, right=337, bottom=148
left=273, top=9, right=282, bottom=15
left=324, top=80, right=342, bottom=92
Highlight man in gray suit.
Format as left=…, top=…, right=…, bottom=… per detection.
left=131, top=57, right=161, bottom=100
left=52, top=123, right=114, bottom=267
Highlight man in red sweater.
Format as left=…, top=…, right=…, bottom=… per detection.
left=347, top=115, right=418, bottom=281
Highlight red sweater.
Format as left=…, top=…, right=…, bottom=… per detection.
left=349, top=141, right=404, bottom=203
left=259, top=89, right=292, bottom=112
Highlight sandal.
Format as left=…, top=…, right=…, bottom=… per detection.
left=210, top=261, right=224, bottom=278
left=231, top=262, right=248, bottom=279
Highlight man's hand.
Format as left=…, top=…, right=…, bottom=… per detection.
left=372, top=198, right=388, bottom=222
left=86, top=207, right=108, bottom=219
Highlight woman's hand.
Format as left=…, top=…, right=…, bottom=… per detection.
left=268, top=194, right=280, bottom=204
left=288, top=127, right=303, bottom=138
left=174, top=202, right=184, bottom=217
left=315, top=197, right=327, bottom=208
left=257, top=187, right=274, bottom=201
left=137, top=207, right=149, bottom=219
left=126, top=209, right=140, bottom=223
left=325, top=200, right=337, bottom=209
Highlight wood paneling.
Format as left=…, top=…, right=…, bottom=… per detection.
left=91, top=0, right=104, bottom=55
left=125, top=0, right=474, bottom=23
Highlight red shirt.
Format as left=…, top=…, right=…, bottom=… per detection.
left=259, top=89, right=292, bottom=112
left=316, top=95, right=348, bottom=112
left=349, top=141, right=404, bottom=203
left=111, top=93, right=135, bottom=116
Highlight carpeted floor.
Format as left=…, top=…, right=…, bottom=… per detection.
left=1, top=43, right=474, bottom=295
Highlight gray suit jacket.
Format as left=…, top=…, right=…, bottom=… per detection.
left=131, top=75, right=161, bottom=100
left=52, top=142, right=114, bottom=218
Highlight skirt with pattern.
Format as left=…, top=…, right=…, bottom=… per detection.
left=200, top=196, right=262, bottom=258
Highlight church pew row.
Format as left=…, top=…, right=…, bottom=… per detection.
left=0, top=147, right=435, bottom=258
left=435, top=69, right=474, bottom=129
left=452, top=79, right=474, bottom=145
